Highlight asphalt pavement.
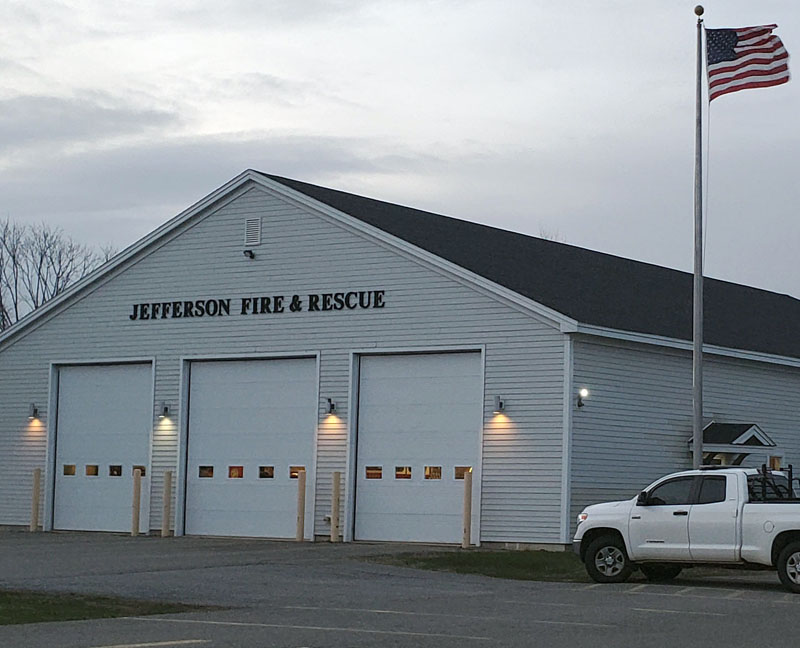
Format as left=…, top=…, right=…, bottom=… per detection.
left=0, top=528, right=795, bottom=647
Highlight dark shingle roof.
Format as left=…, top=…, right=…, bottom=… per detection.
left=703, top=423, right=760, bottom=445
left=260, top=173, right=800, bottom=360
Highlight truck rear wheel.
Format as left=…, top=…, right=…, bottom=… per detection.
left=584, top=535, right=633, bottom=583
left=640, top=563, right=682, bottom=582
left=777, top=541, right=800, bottom=593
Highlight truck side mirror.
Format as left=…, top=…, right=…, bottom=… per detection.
left=636, top=491, right=648, bottom=506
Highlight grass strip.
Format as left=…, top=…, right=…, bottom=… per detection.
left=374, top=549, right=591, bottom=582
left=0, top=589, right=197, bottom=625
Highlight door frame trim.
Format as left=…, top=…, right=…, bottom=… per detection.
left=44, top=358, right=156, bottom=532
left=175, top=351, right=321, bottom=539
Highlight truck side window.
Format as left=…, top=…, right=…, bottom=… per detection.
left=646, top=477, right=694, bottom=505
left=696, top=476, right=726, bottom=504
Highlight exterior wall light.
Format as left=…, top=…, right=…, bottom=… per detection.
left=28, top=403, right=39, bottom=420
left=493, top=396, right=506, bottom=414
left=243, top=249, right=255, bottom=259
left=326, top=398, right=336, bottom=414
left=158, top=402, right=170, bottom=419
left=577, top=388, right=590, bottom=408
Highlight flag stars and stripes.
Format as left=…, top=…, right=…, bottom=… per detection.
left=705, top=24, right=790, bottom=101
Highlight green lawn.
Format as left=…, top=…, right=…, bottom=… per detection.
left=374, top=549, right=591, bottom=582
left=0, top=589, right=197, bottom=625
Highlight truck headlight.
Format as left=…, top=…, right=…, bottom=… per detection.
left=577, top=512, right=588, bottom=524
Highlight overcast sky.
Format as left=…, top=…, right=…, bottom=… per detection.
left=2, top=0, right=798, bottom=298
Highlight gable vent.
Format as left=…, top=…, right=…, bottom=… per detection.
left=244, top=217, right=262, bottom=246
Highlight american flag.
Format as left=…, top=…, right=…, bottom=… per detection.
left=706, top=24, right=790, bottom=101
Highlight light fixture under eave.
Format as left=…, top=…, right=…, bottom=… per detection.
left=326, top=398, right=336, bottom=414
left=158, top=402, right=170, bottom=419
left=493, top=395, right=505, bottom=414
left=28, top=403, right=39, bottom=420
left=577, top=388, right=590, bottom=408
left=243, top=249, right=255, bottom=259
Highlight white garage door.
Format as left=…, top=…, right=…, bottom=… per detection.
left=184, top=358, right=317, bottom=537
left=54, top=364, right=152, bottom=532
left=355, top=353, right=482, bottom=543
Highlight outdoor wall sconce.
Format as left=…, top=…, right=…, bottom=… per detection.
left=577, top=388, right=590, bottom=408
left=158, top=402, right=170, bottom=419
left=326, top=398, right=336, bottom=414
left=493, top=395, right=506, bottom=414
left=243, top=249, right=255, bottom=259
left=28, top=403, right=39, bottom=420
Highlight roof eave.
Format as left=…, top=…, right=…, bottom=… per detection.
left=0, top=170, right=259, bottom=350
left=574, top=323, right=800, bottom=369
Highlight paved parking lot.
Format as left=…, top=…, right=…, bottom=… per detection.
left=0, top=529, right=796, bottom=647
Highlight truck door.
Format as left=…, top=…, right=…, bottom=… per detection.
left=688, top=475, right=738, bottom=561
left=628, top=476, right=694, bottom=561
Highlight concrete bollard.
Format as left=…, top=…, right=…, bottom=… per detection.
left=29, top=468, right=42, bottom=532
left=296, top=469, right=306, bottom=542
left=330, top=471, right=341, bottom=543
left=462, top=468, right=473, bottom=549
left=132, top=468, right=142, bottom=537
left=161, top=470, right=173, bottom=538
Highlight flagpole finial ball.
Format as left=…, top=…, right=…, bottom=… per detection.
left=694, top=5, right=704, bottom=16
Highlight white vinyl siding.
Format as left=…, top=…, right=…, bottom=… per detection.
left=569, top=337, right=800, bottom=534
left=0, top=185, right=566, bottom=543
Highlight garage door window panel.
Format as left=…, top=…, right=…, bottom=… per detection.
left=425, top=466, right=442, bottom=480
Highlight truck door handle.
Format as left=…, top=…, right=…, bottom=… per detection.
left=673, top=510, right=689, bottom=516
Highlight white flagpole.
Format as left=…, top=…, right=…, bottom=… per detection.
left=692, top=5, right=705, bottom=469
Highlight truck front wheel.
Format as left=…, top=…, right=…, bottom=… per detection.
left=777, top=541, right=800, bottom=593
left=584, top=535, right=633, bottom=583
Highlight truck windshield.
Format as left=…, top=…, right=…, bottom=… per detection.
left=747, top=474, right=798, bottom=501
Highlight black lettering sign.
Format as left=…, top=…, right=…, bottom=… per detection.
left=128, top=290, right=385, bottom=321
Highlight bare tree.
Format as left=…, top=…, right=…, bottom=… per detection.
left=0, top=218, right=114, bottom=331
left=538, top=225, right=567, bottom=243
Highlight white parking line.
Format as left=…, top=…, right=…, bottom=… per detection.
left=285, top=605, right=497, bottom=620
left=283, top=605, right=614, bottom=628
left=631, top=608, right=726, bottom=617
left=131, top=617, right=492, bottom=641
left=88, top=641, right=210, bottom=648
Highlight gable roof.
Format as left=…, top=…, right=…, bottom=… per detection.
left=699, top=422, right=774, bottom=446
left=261, top=172, right=800, bottom=361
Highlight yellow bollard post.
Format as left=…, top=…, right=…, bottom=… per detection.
left=462, top=468, right=473, bottom=549
left=29, top=468, right=42, bottom=532
left=161, top=470, right=173, bottom=538
left=330, top=471, right=341, bottom=543
left=132, top=468, right=142, bottom=537
left=296, top=469, right=307, bottom=542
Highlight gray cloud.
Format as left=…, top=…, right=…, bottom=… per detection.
left=3, top=124, right=797, bottom=301
left=0, top=94, right=180, bottom=154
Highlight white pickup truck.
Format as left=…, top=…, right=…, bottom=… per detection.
left=573, top=466, right=800, bottom=592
